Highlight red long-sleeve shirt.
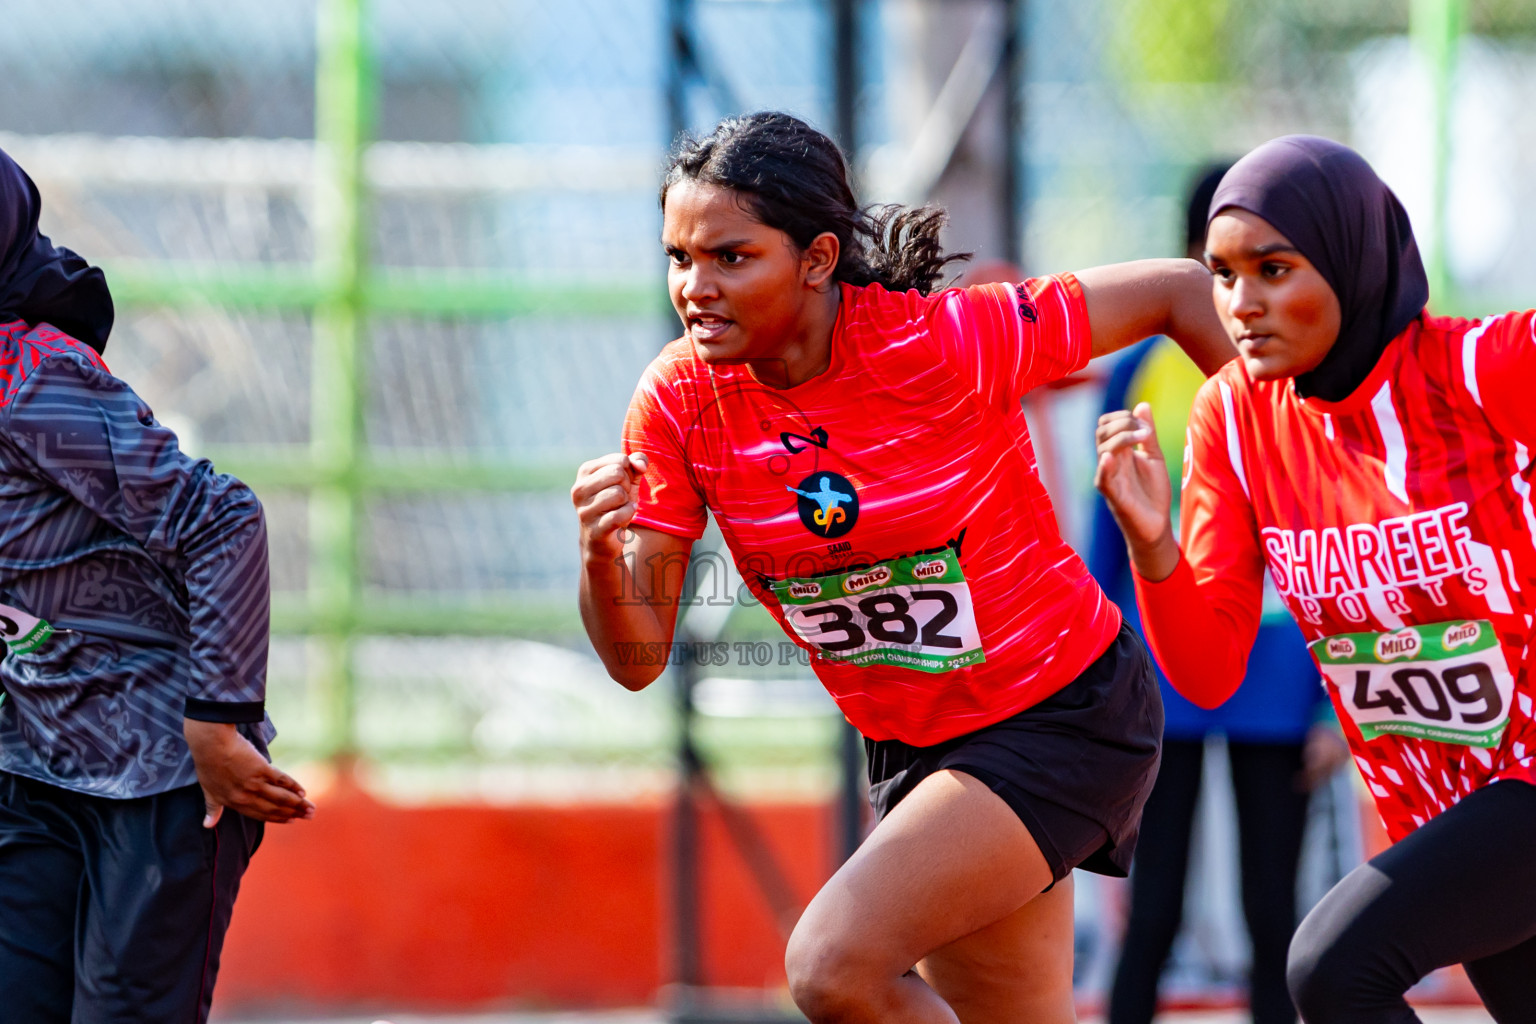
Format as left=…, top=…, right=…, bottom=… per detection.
left=1136, top=312, right=1536, bottom=840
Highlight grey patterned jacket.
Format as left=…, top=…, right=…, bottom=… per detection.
left=0, top=319, right=273, bottom=799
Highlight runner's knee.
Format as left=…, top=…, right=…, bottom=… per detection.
left=1286, top=921, right=1348, bottom=1023
left=785, top=925, right=883, bottom=1023
left=1287, top=893, right=1413, bottom=1023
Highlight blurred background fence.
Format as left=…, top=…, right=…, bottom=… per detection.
left=2, top=0, right=1533, bottom=1014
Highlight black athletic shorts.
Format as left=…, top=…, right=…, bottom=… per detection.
left=865, top=621, right=1163, bottom=883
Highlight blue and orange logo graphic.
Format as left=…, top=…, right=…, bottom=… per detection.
left=788, top=472, right=859, bottom=538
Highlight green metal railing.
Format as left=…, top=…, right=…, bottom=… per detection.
left=99, top=0, right=1470, bottom=760
left=1414, top=0, right=1465, bottom=311
left=102, top=0, right=659, bottom=758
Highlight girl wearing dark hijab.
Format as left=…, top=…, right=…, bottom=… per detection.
left=0, top=147, right=312, bottom=1023
left=1096, top=134, right=1536, bottom=1022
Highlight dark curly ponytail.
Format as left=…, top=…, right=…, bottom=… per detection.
left=661, top=112, right=970, bottom=296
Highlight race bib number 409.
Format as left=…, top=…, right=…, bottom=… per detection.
left=769, top=549, right=985, bottom=673
left=1311, top=620, right=1514, bottom=748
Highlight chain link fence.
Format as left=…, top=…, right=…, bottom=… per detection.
left=0, top=0, right=1529, bottom=782
left=2, top=0, right=1532, bottom=795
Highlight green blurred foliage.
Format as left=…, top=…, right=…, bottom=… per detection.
left=1286, top=0, right=1536, bottom=37
left=1109, top=0, right=1534, bottom=91
left=1109, top=0, right=1234, bottom=83
left=1472, top=0, right=1536, bottom=35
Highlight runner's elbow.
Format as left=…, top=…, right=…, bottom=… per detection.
left=1175, top=671, right=1241, bottom=710
left=608, top=662, right=664, bottom=691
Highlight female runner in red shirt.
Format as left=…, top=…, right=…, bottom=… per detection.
left=573, top=111, right=1232, bottom=1024
left=1096, top=135, right=1536, bottom=1023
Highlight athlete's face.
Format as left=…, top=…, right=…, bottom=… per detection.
left=1205, top=209, right=1342, bottom=382
left=661, top=180, right=838, bottom=372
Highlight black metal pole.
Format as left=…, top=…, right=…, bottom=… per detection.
left=672, top=634, right=704, bottom=991
left=830, top=0, right=866, bottom=868
left=666, top=0, right=701, bottom=998
left=831, top=0, right=856, bottom=155
left=667, top=0, right=690, bottom=146
left=1001, top=0, right=1023, bottom=267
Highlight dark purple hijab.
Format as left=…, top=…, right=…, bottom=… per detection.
left=0, top=147, right=113, bottom=353
left=1208, top=135, right=1428, bottom=402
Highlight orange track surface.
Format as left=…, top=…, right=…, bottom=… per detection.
left=217, top=779, right=833, bottom=1013
left=216, top=778, right=1483, bottom=1013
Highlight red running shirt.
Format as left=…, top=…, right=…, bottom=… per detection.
left=623, top=276, right=1121, bottom=746
left=1136, top=312, right=1536, bottom=840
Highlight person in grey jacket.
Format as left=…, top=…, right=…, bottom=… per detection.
left=0, top=146, right=313, bottom=1023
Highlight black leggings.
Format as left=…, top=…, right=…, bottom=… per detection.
left=1109, top=738, right=1311, bottom=1024
left=1287, top=778, right=1536, bottom=1023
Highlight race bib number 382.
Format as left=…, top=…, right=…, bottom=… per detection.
left=1310, top=620, right=1515, bottom=748
left=769, top=549, right=985, bottom=673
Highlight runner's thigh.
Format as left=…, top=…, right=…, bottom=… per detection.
left=917, top=872, right=1076, bottom=1024
left=1288, top=779, right=1536, bottom=1023
left=787, top=768, right=1056, bottom=992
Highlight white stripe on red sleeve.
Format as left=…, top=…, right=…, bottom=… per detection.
left=1461, top=314, right=1500, bottom=408
left=1217, top=379, right=1250, bottom=500
left=1369, top=380, right=1410, bottom=505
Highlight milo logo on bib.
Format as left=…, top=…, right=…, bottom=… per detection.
left=844, top=567, right=892, bottom=593
left=1375, top=629, right=1422, bottom=661
left=1325, top=637, right=1357, bottom=660
left=1311, top=619, right=1514, bottom=748
left=913, top=559, right=947, bottom=581
left=769, top=548, right=985, bottom=673
left=1445, top=622, right=1481, bottom=649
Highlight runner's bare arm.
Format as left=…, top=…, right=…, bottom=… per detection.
left=574, top=453, right=692, bottom=689
left=1077, top=258, right=1234, bottom=375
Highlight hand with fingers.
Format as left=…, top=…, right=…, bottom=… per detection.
left=573, top=451, right=692, bottom=689
left=1093, top=401, right=1180, bottom=582
left=572, top=452, right=649, bottom=566
left=183, top=719, right=315, bottom=828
